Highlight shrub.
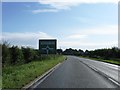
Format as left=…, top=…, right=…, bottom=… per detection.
left=2, top=42, right=11, bottom=65
left=9, top=46, right=24, bottom=65
left=22, top=47, right=34, bottom=63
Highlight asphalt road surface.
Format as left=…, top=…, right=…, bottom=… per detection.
left=77, top=56, right=120, bottom=83
left=33, top=56, right=119, bottom=88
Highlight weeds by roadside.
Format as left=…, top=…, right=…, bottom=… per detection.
left=2, top=55, right=65, bottom=89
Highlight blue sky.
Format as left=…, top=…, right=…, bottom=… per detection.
left=2, top=0, right=118, bottom=50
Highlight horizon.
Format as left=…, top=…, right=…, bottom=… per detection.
left=2, top=0, right=118, bottom=50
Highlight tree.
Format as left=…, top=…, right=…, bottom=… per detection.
left=57, top=49, right=63, bottom=55
left=9, top=46, right=24, bottom=65
left=2, top=41, right=11, bottom=65
left=21, top=47, right=34, bottom=63
left=78, top=49, right=84, bottom=56
left=63, top=48, right=80, bottom=56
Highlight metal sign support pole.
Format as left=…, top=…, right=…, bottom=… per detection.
left=46, top=49, right=49, bottom=56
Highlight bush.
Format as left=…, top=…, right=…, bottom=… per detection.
left=9, top=46, right=24, bottom=65
left=21, top=47, right=39, bottom=63
left=2, top=42, right=11, bottom=65
left=2, top=42, right=41, bottom=65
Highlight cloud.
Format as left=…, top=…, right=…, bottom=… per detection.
left=38, top=0, right=118, bottom=8
left=2, top=32, right=53, bottom=40
left=30, top=0, right=119, bottom=13
left=32, top=9, right=58, bottom=14
left=3, top=0, right=118, bottom=3
left=70, top=25, right=118, bottom=36
left=59, top=40, right=118, bottom=50
left=59, top=41, right=117, bottom=47
left=58, top=25, right=118, bottom=50
left=67, top=34, right=87, bottom=39
left=2, top=32, right=55, bottom=48
left=38, top=0, right=79, bottom=10
left=1, top=25, right=118, bottom=50
left=38, top=0, right=118, bottom=4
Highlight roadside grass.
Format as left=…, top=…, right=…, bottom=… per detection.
left=80, top=56, right=120, bottom=66
left=2, top=55, right=65, bottom=89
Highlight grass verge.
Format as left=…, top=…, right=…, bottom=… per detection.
left=80, top=56, right=120, bottom=66
left=2, top=55, right=65, bottom=89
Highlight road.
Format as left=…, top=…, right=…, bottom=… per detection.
left=32, top=56, right=119, bottom=88
left=77, top=57, right=120, bottom=84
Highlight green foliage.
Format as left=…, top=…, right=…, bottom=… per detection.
left=21, top=47, right=41, bottom=63
left=82, top=47, right=120, bottom=65
left=2, top=55, right=65, bottom=89
left=2, top=42, right=42, bottom=66
left=84, top=47, right=120, bottom=60
left=9, top=46, right=24, bottom=65
left=63, top=48, right=84, bottom=56
left=2, top=42, right=66, bottom=89
left=81, top=56, right=120, bottom=65
left=21, top=47, right=34, bottom=63
left=57, top=49, right=63, bottom=54
left=2, top=42, right=11, bottom=65
left=63, top=47, right=120, bottom=64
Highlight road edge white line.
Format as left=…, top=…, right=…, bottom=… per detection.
left=22, top=62, right=62, bottom=90
left=80, top=60, right=120, bottom=87
left=32, top=68, right=55, bottom=88
left=108, top=78, right=120, bottom=86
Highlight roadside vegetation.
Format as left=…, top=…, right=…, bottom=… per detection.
left=3, top=55, right=65, bottom=89
left=80, top=56, right=120, bottom=65
left=2, top=41, right=120, bottom=88
left=2, top=42, right=65, bottom=89
left=62, top=48, right=120, bottom=65
left=81, top=48, right=120, bottom=65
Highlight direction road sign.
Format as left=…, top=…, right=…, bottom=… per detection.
left=39, top=39, right=57, bottom=54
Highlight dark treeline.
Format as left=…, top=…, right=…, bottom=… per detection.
left=2, top=42, right=120, bottom=66
left=59, top=47, right=120, bottom=60
left=83, top=47, right=120, bottom=60
left=2, top=42, right=57, bottom=66
left=2, top=42, right=41, bottom=66
left=62, top=48, right=84, bottom=56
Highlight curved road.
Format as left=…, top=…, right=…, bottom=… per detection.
left=33, top=56, right=118, bottom=88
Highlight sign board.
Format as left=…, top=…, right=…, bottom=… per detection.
left=39, top=39, right=57, bottom=54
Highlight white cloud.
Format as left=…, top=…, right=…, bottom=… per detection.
left=67, top=34, right=87, bottom=39
left=71, top=25, right=118, bottom=36
left=30, top=0, right=119, bottom=13
left=59, top=41, right=117, bottom=47
left=32, top=9, right=58, bottom=14
left=1, top=25, right=118, bottom=50
left=38, top=0, right=118, bottom=4
left=58, top=25, right=118, bottom=50
left=2, top=32, right=53, bottom=40
left=37, top=0, right=118, bottom=12
left=3, top=0, right=118, bottom=3
left=2, top=32, right=55, bottom=48
left=38, top=0, right=79, bottom=10
left=59, top=40, right=118, bottom=50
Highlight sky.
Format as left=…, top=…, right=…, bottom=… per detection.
left=2, top=0, right=118, bottom=50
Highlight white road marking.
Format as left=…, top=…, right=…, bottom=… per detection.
left=108, top=78, right=120, bottom=86
left=32, top=63, right=61, bottom=88
left=33, top=70, right=54, bottom=88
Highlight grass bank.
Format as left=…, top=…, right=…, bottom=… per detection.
left=2, top=55, right=65, bottom=89
left=80, top=56, right=120, bottom=66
